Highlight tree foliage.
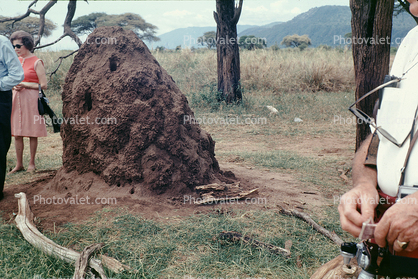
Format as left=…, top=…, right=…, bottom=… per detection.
left=280, top=34, right=311, bottom=48
left=72, top=12, right=160, bottom=42
left=0, top=16, right=56, bottom=38
left=198, top=31, right=216, bottom=49
left=238, top=35, right=266, bottom=50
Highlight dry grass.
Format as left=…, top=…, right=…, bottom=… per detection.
left=154, top=48, right=355, bottom=96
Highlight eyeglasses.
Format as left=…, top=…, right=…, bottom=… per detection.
left=348, top=77, right=408, bottom=147
left=12, top=44, right=22, bottom=49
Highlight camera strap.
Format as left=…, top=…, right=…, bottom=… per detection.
left=399, top=106, right=418, bottom=186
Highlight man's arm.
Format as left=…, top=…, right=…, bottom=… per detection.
left=352, top=133, right=378, bottom=188
left=338, top=133, right=379, bottom=237
left=0, top=38, right=24, bottom=91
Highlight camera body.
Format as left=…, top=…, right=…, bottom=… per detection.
left=396, top=185, right=418, bottom=203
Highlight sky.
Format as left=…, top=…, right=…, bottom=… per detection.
left=0, top=0, right=349, bottom=50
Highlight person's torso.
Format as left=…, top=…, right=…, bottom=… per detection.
left=19, top=55, right=40, bottom=83
left=376, top=25, right=418, bottom=197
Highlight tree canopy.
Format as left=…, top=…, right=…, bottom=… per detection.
left=281, top=34, right=311, bottom=49
left=198, top=31, right=216, bottom=49
left=238, top=35, right=266, bottom=50
left=72, top=12, right=160, bottom=42
left=0, top=16, right=56, bottom=38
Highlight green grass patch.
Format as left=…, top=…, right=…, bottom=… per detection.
left=0, top=208, right=346, bottom=279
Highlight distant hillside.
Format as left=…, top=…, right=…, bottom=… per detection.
left=151, top=5, right=417, bottom=49
left=239, top=5, right=416, bottom=47
left=151, top=25, right=256, bottom=49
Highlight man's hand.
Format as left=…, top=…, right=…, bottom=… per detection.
left=338, top=183, right=379, bottom=237
left=375, top=192, right=418, bottom=252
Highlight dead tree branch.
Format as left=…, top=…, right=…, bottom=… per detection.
left=73, top=243, right=104, bottom=279
left=48, top=49, right=78, bottom=81
left=278, top=206, right=344, bottom=246
left=0, top=0, right=40, bottom=23
left=14, top=192, right=130, bottom=277
left=34, top=0, right=82, bottom=50
left=34, top=0, right=57, bottom=47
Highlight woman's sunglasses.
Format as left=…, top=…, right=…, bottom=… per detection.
left=13, top=44, right=22, bottom=49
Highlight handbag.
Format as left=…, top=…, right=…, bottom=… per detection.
left=38, top=84, right=61, bottom=133
left=38, top=85, right=48, bottom=115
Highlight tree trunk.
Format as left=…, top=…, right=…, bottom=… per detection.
left=350, top=0, right=394, bottom=150
left=214, top=0, right=243, bottom=103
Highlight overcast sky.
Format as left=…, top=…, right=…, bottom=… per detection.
left=1, top=0, right=349, bottom=50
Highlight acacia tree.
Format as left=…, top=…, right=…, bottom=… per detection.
left=239, top=35, right=266, bottom=50
left=198, top=31, right=216, bottom=49
left=213, top=0, right=243, bottom=103
left=72, top=12, right=159, bottom=42
left=350, top=0, right=395, bottom=150
left=0, top=16, right=56, bottom=38
left=280, top=34, right=311, bottom=48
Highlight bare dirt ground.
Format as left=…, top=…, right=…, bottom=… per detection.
left=0, top=134, right=352, bottom=233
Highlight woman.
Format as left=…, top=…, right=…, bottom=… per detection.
left=8, top=31, right=47, bottom=173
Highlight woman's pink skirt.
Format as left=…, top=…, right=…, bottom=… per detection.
left=11, top=88, right=47, bottom=137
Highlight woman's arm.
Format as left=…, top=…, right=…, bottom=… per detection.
left=35, top=59, right=47, bottom=90
left=15, top=60, right=47, bottom=90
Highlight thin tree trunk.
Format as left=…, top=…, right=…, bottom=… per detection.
left=214, top=0, right=243, bottom=103
left=350, top=0, right=394, bottom=150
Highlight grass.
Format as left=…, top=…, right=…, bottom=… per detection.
left=1, top=207, right=353, bottom=278
left=2, top=47, right=359, bottom=278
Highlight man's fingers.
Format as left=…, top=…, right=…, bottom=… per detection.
left=375, top=217, right=390, bottom=247
left=340, top=213, right=362, bottom=237
left=344, top=209, right=364, bottom=228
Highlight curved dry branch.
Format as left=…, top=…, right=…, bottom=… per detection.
left=63, top=0, right=82, bottom=47
left=34, top=0, right=82, bottom=50
left=47, top=49, right=78, bottom=81
left=14, top=192, right=131, bottom=277
left=34, top=0, right=58, bottom=47
left=0, top=0, right=39, bottom=24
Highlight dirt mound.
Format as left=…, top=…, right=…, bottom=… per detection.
left=52, top=26, right=221, bottom=194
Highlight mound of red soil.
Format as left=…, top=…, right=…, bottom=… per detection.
left=52, top=26, right=221, bottom=194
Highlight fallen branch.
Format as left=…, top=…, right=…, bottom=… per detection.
left=194, top=188, right=258, bottom=205
left=73, top=243, right=104, bottom=279
left=219, top=231, right=291, bottom=258
left=278, top=206, right=344, bottom=246
left=14, top=192, right=130, bottom=277
left=195, top=183, right=226, bottom=191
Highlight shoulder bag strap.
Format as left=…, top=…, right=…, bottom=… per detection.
left=399, top=107, right=418, bottom=185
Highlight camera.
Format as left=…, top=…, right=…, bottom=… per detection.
left=396, top=185, right=418, bottom=203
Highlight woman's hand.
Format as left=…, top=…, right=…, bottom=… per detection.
left=13, top=84, right=24, bottom=91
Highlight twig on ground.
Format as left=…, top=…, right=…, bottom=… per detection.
left=278, top=206, right=344, bottom=246
left=219, top=231, right=291, bottom=258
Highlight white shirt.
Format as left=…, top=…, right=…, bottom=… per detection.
left=376, top=26, right=418, bottom=197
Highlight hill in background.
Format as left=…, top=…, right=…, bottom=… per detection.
left=152, top=5, right=416, bottom=49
